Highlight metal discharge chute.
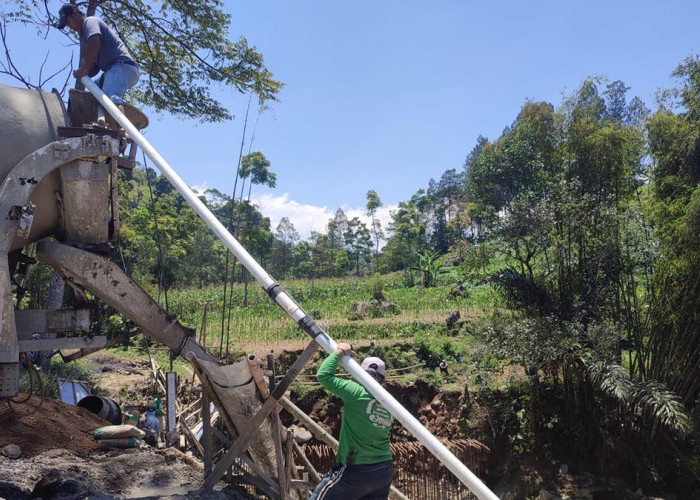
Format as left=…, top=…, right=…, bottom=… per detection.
left=81, top=76, right=500, bottom=500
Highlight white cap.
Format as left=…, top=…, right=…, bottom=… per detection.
left=361, top=356, right=386, bottom=377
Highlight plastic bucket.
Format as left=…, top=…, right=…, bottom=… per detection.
left=77, top=396, right=122, bottom=425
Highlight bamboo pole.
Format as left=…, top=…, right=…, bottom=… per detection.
left=211, top=425, right=280, bottom=499
left=292, top=440, right=321, bottom=483
left=285, top=429, right=294, bottom=495
left=202, top=391, right=212, bottom=477
left=278, top=397, right=338, bottom=448
left=251, top=362, right=322, bottom=485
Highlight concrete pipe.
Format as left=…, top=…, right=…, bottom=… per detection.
left=77, top=395, right=122, bottom=425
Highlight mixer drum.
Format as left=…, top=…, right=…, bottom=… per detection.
left=0, top=84, right=70, bottom=184
left=0, top=84, right=72, bottom=251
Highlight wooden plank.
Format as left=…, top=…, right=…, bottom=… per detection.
left=15, top=309, right=91, bottom=339
left=18, top=336, right=106, bottom=352
left=202, top=341, right=319, bottom=490
left=202, top=391, right=212, bottom=477
left=285, top=429, right=293, bottom=494
left=249, top=354, right=287, bottom=500
left=209, top=424, right=280, bottom=496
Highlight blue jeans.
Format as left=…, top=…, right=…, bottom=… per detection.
left=96, top=62, right=139, bottom=105
left=309, top=460, right=393, bottom=500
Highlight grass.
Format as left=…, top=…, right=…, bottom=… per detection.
left=107, top=338, right=198, bottom=380
left=91, top=271, right=521, bottom=399
left=18, top=356, right=101, bottom=399
left=161, top=274, right=500, bottom=347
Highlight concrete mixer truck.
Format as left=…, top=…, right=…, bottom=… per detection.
left=0, top=83, right=212, bottom=398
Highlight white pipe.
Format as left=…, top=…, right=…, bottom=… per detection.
left=82, top=77, right=500, bottom=500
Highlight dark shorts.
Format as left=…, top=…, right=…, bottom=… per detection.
left=309, top=460, right=393, bottom=500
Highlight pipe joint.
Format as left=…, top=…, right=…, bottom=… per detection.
left=297, top=316, right=324, bottom=339
left=265, top=283, right=285, bottom=300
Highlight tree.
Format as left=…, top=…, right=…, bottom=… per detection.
left=291, top=240, right=314, bottom=280
left=644, top=55, right=700, bottom=404
left=426, top=169, right=467, bottom=254
left=382, top=190, right=430, bottom=272
left=118, top=168, right=206, bottom=290
left=343, top=217, right=372, bottom=277
left=365, top=189, right=383, bottom=269
left=239, top=151, right=276, bottom=202
left=603, top=80, right=630, bottom=123
left=412, top=250, right=443, bottom=288
left=4, top=0, right=283, bottom=121
left=270, top=217, right=299, bottom=279
left=326, top=208, right=349, bottom=275
left=310, top=231, right=349, bottom=278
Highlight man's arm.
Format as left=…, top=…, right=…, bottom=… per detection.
left=316, top=343, right=364, bottom=401
left=74, top=34, right=100, bottom=79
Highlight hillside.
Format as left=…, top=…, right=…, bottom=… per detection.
left=1, top=344, right=691, bottom=499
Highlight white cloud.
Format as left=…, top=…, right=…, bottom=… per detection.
left=190, top=182, right=210, bottom=194
left=184, top=184, right=396, bottom=243
left=251, top=193, right=332, bottom=239
left=251, top=193, right=396, bottom=243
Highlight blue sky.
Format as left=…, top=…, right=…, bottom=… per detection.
left=2, top=1, right=698, bottom=239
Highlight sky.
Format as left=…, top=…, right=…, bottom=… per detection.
left=2, top=1, right=699, bottom=240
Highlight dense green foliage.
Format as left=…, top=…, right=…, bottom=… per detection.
left=116, top=167, right=381, bottom=288
left=5, top=0, right=282, bottom=121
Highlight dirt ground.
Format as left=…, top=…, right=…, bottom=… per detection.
left=0, top=394, right=254, bottom=500
left=0, top=351, right=262, bottom=500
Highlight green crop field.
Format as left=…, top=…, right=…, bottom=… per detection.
left=162, top=273, right=500, bottom=348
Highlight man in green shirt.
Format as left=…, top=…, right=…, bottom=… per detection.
left=310, top=342, right=394, bottom=500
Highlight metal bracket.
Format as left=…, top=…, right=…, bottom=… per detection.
left=17, top=177, right=38, bottom=186
left=53, top=142, right=71, bottom=160
left=0, top=344, right=19, bottom=364
left=9, top=203, right=36, bottom=239
left=81, top=133, right=116, bottom=153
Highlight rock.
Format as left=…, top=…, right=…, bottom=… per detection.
left=1, top=444, right=21, bottom=459
left=166, top=429, right=180, bottom=446
left=290, top=424, right=312, bottom=443
left=31, top=468, right=62, bottom=498
left=54, top=478, right=84, bottom=496
left=445, top=310, right=461, bottom=327
left=537, top=490, right=559, bottom=500
left=558, top=463, right=568, bottom=474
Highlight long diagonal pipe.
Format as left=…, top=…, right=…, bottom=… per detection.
left=82, top=76, right=499, bottom=500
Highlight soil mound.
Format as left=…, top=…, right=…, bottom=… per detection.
left=0, top=395, right=107, bottom=457
left=0, top=395, right=251, bottom=499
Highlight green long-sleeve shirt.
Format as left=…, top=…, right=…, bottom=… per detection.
left=316, top=352, right=393, bottom=465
